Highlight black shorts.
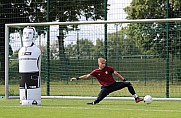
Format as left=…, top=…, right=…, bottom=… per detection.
left=19, top=72, right=40, bottom=89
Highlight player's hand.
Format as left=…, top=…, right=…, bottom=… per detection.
left=70, top=77, right=79, bottom=81
left=70, top=78, right=77, bottom=81
left=123, top=79, right=130, bottom=83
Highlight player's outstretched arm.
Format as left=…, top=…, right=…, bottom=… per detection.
left=113, top=71, right=126, bottom=81
left=70, top=74, right=92, bottom=81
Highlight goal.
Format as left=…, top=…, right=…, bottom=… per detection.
left=5, top=18, right=181, bottom=100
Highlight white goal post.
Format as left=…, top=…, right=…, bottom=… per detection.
left=5, top=18, right=181, bottom=100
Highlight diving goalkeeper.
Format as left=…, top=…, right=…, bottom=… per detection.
left=70, top=57, right=143, bottom=105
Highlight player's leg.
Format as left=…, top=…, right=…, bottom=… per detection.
left=87, top=82, right=130, bottom=105
left=123, top=81, right=143, bottom=103
left=108, top=82, right=143, bottom=103
left=87, top=82, right=133, bottom=105
left=123, top=81, right=136, bottom=95
left=87, top=86, right=109, bottom=105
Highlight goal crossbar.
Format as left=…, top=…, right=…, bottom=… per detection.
left=5, top=18, right=181, bottom=27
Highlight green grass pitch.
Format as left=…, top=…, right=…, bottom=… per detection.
left=0, top=99, right=181, bottom=118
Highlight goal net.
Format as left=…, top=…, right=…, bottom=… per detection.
left=5, top=18, right=181, bottom=100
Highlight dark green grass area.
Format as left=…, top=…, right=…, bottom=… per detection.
left=0, top=99, right=181, bottom=118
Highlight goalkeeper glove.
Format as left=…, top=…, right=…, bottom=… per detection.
left=70, top=77, right=80, bottom=81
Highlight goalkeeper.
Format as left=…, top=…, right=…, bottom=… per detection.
left=70, top=57, right=143, bottom=105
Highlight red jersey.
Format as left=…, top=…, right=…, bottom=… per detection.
left=90, top=66, right=116, bottom=86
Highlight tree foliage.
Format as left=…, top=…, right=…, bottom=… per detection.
left=65, top=39, right=94, bottom=59
left=107, top=27, right=141, bottom=58
left=64, top=27, right=142, bottom=60
left=0, top=0, right=30, bottom=80
left=124, top=0, right=181, bottom=58
left=0, top=0, right=107, bottom=80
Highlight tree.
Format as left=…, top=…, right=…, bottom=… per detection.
left=93, top=38, right=104, bottom=58
left=65, top=38, right=105, bottom=59
left=107, top=27, right=141, bottom=59
left=0, top=0, right=31, bottom=81
left=65, top=42, right=77, bottom=58
left=0, top=0, right=108, bottom=80
left=36, top=0, right=106, bottom=60
left=124, top=0, right=181, bottom=58
left=20, top=0, right=106, bottom=60
left=33, top=0, right=107, bottom=80
left=79, top=39, right=94, bottom=58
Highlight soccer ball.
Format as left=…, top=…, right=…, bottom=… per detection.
left=144, top=95, right=152, bottom=104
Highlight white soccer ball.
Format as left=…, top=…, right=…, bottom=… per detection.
left=144, top=95, right=152, bottom=104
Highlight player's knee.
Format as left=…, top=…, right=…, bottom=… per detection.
left=124, top=81, right=132, bottom=87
